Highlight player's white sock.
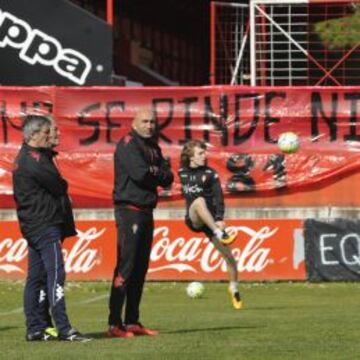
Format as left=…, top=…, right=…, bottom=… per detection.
left=229, top=281, right=239, bottom=295
left=213, top=228, right=223, bottom=240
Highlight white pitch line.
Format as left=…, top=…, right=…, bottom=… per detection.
left=77, top=294, right=108, bottom=305
left=0, top=293, right=108, bottom=316
left=0, top=307, right=23, bottom=316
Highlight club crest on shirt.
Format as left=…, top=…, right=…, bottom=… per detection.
left=29, top=150, right=40, bottom=162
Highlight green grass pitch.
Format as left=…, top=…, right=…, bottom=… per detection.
left=1, top=281, right=360, bottom=360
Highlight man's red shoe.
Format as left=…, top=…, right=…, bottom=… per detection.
left=125, top=323, right=158, bottom=336
left=107, top=325, right=134, bottom=338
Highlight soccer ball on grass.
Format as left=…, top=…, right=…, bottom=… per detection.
left=186, top=282, right=205, bottom=299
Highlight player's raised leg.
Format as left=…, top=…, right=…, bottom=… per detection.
left=211, top=236, right=242, bottom=310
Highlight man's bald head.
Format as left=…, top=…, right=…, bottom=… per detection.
left=132, top=108, right=156, bottom=139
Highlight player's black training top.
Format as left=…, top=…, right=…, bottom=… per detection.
left=12, top=143, right=76, bottom=239
left=113, top=129, right=174, bottom=209
left=178, top=165, right=224, bottom=221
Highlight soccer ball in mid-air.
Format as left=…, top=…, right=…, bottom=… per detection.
left=186, top=282, right=205, bottom=299
left=277, top=132, right=300, bottom=154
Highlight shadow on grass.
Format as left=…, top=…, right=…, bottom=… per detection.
left=164, top=325, right=259, bottom=334
left=86, top=331, right=110, bottom=340
left=0, top=326, right=20, bottom=332
left=86, top=325, right=259, bottom=338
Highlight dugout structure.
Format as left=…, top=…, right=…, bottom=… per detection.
left=210, top=0, right=360, bottom=86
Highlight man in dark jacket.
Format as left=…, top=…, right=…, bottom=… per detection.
left=107, top=108, right=174, bottom=338
left=37, top=121, right=76, bottom=339
left=13, top=115, right=90, bottom=342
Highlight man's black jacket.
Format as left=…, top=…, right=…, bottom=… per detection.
left=113, top=130, right=174, bottom=209
left=12, top=143, right=76, bottom=239
left=178, top=165, right=225, bottom=221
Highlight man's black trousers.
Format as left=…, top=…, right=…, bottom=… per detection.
left=25, top=226, right=72, bottom=335
left=108, top=207, right=154, bottom=326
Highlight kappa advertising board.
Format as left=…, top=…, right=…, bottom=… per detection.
left=0, top=219, right=306, bottom=281
left=305, top=219, right=360, bottom=281
left=0, top=0, right=112, bottom=85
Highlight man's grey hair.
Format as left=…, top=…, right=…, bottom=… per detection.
left=22, top=115, right=51, bottom=143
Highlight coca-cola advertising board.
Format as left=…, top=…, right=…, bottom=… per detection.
left=0, top=219, right=306, bottom=281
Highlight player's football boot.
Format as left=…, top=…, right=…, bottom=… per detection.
left=58, top=328, right=92, bottom=342
left=26, top=330, right=57, bottom=341
left=220, top=230, right=237, bottom=245
left=228, top=288, right=243, bottom=310
left=125, top=323, right=159, bottom=336
left=107, top=325, right=134, bottom=338
left=44, top=327, right=58, bottom=338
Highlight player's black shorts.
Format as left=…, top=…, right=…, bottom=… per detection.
left=185, top=215, right=214, bottom=239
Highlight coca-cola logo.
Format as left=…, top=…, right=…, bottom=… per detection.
left=0, top=227, right=103, bottom=274
left=0, top=236, right=27, bottom=273
left=63, top=228, right=103, bottom=273
left=149, top=225, right=277, bottom=274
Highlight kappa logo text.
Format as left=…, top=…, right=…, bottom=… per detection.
left=0, top=9, right=92, bottom=85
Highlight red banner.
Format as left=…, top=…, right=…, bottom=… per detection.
left=1, top=86, right=360, bottom=207
left=0, top=219, right=305, bottom=281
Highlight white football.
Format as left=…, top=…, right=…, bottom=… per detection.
left=278, top=132, right=300, bottom=154
left=186, top=282, right=205, bottom=299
